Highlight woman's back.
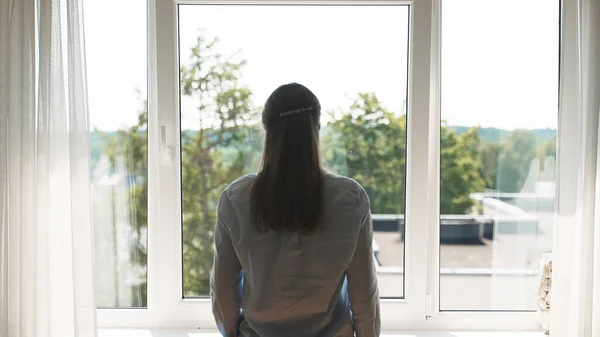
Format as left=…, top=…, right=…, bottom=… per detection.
left=210, top=82, right=380, bottom=337
left=211, top=173, right=380, bottom=337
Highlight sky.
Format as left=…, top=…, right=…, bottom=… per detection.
left=83, top=0, right=559, bottom=131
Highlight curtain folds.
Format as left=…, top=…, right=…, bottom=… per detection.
left=0, top=0, right=97, bottom=336
left=552, top=0, right=600, bottom=336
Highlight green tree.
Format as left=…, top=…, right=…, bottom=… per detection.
left=495, top=130, right=538, bottom=192
left=481, top=142, right=500, bottom=189
left=440, top=126, right=486, bottom=214
left=324, top=93, right=407, bottom=214
left=479, top=131, right=555, bottom=192
left=537, top=139, right=556, bottom=167
left=101, top=32, right=258, bottom=302
left=323, top=93, right=486, bottom=215
left=180, top=33, right=257, bottom=296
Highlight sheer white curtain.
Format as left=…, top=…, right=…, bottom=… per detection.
left=0, top=0, right=97, bottom=336
left=552, top=0, right=600, bottom=336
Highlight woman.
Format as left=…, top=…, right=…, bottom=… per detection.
left=210, top=83, right=380, bottom=337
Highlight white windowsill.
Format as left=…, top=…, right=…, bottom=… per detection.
left=98, top=329, right=546, bottom=337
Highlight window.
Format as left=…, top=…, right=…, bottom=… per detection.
left=94, top=0, right=560, bottom=330
left=85, top=0, right=148, bottom=309
left=178, top=4, right=409, bottom=299
left=439, top=0, right=559, bottom=311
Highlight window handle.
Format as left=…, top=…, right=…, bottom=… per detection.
left=160, top=125, right=172, bottom=165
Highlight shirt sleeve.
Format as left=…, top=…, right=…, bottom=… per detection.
left=210, top=191, right=244, bottom=337
left=346, top=188, right=381, bottom=337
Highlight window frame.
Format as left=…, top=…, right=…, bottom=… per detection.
left=96, top=0, right=541, bottom=330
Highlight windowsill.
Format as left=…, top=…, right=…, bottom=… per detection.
left=98, top=329, right=546, bottom=337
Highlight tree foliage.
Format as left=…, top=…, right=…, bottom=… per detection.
left=323, top=93, right=407, bottom=214
left=180, top=33, right=258, bottom=296
left=323, top=95, right=487, bottom=215
left=495, top=130, right=538, bottom=193
left=439, top=126, right=486, bottom=214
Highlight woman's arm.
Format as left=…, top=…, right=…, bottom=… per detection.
left=346, top=189, right=381, bottom=337
left=210, top=192, right=243, bottom=337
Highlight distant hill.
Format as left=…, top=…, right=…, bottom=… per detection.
left=448, top=126, right=556, bottom=144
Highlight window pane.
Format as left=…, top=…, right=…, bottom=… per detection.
left=85, top=0, right=148, bottom=308
left=440, top=0, right=559, bottom=310
left=179, top=5, right=409, bottom=298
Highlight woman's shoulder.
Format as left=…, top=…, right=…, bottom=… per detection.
left=222, top=174, right=257, bottom=199
left=323, top=172, right=368, bottom=202
left=324, top=171, right=364, bottom=189
left=230, top=173, right=257, bottom=186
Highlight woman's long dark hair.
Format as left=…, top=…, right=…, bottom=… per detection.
left=251, top=83, right=324, bottom=235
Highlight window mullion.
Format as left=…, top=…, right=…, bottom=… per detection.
left=393, top=0, right=435, bottom=326
left=425, top=0, right=442, bottom=320
left=151, top=0, right=183, bottom=325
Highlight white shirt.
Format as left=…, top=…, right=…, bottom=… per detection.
left=210, top=173, right=380, bottom=337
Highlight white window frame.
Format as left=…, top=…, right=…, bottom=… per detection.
left=96, top=0, right=541, bottom=330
